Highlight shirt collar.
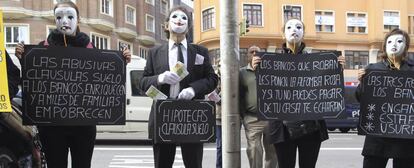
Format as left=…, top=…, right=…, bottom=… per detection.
left=169, top=38, right=188, bottom=50
left=246, top=62, right=254, bottom=71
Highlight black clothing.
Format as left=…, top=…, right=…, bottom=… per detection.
left=268, top=42, right=329, bottom=168
left=44, top=29, right=91, bottom=48
left=37, top=29, right=96, bottom=168
left=38, top=126, right=96, bottom=168
left=5, top=51, right=20, bottom=99
left=274, top=132, right=321, bottom=168
left=269, top=42, right=329, bottom=144
left=153, top=143, right=203, bottom=168
left=363, top=155, right=414, bottom=168
left=356, top=59, right=414, bottom=160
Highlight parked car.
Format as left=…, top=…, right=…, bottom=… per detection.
left=325, top=82, right=360, bottom=133
left=96, top=56, right=152, bottom=140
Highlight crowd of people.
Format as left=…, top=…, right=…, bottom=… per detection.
left=2, top=1, right=414, bottom=168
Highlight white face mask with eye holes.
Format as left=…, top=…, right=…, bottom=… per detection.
left=284, top=19, right=304, bottom=44
left=55, top=7, right=78, bottom=36
left=386, top=34, right=406, bottom=57
left=169, top=10, right=188, bottom=34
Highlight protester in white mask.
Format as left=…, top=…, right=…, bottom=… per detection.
left=251, top=18, right=345, bottom=168
left=14, top=2, right=131, bottom=168
left=139, top=6, right=218, bottom=168
left=168, top=10, right=188, bottom=34
left=284, top=19, right=304, bottom=54
left=55, top=6, right=78, bottom=36
left=357, top=28, right=414, bottom=168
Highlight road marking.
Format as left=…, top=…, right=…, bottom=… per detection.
left=96, top=147, right=362, bottom=151
left=321, top=148, right=361, bottom=151
left=109, top=154, right=184, bottom=168
left=329, top=138, right=354, bottom=140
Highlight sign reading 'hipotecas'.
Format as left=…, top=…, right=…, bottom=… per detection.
left=256, top=52, right=345, bottom=120
left=22, top=46, right=126, bottom=125
left=359, top=70, right=414, bottom=139
left=154, top=100, right=215, bottom=143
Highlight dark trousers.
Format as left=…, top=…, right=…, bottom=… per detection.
left=274, top=133, right=321, bottom=168
left=216, top=125, right=222, bottom=168
left=363, top=156, right=414, bottom=168
left=153, top=143, right=203, bottom=168
left=38, top=126, right=96, bottom=168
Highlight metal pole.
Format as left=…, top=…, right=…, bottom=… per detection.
left=220, top=0, right=240, bottom=168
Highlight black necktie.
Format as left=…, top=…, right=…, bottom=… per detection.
left=175, top=43, right=184, bottom=63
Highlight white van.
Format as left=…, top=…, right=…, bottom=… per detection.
left=96, top=55, right=152, bottom=140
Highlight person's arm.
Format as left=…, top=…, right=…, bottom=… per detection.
left=138, top=48, right=161, bottom=92
left=6, top=51, right=21, bottom=99
left=355, top=68, right=368, bottom=102
left=239, top=69, right=246, bottom=118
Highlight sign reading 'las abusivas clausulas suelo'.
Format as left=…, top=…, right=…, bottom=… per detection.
left=22, top=45, right=126, bottom=126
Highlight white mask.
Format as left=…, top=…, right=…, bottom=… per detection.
left=55, top=7, right=78, bottom=36
left=284, top=19, right=304, bottom=44
left=386, top=34, right=406, bottom=57
left=169, top=10, right=188, bottom=34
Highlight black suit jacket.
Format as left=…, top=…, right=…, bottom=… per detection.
left=139, top=43, right=218, bottom=139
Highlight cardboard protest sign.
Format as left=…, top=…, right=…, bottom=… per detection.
left=359, top=70, right=414, bottom=139
left=22, top=46, right=126, bottom=125
left=256, top=52, right=345, bottom=120
left=154, top=100, right=215, bottom=143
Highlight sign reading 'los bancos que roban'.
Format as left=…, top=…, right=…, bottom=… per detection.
left=359, top=70, right=414, bottom=139
left=256, top=52, right=346, bottom=120
left=22, top=46, right=126, bottom=126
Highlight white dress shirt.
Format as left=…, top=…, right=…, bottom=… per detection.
left=168, top=38, right=188, bottom=98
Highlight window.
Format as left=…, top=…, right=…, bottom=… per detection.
left=54, top=0, right=76, bottom=4
left=91, top=33, right=110, bottom=50
left=101, top=0, right=113, bottom=16
left=5, top=25, right=29, bottom=48
left=161, top=0, right=168, bottom=15
left=243, top=4, right=262, bottom=26
left=384, top=11, right=400, bottom=31
left=145, top=14, right=155, bottom=32
left=125, top=5, right=136, bottom=25
left=202, top=7, right=215, bottom=31
left=345, top=50, right=369, bottom=69
left=409, top=16, right=414, bottom=34
left=130, top=70, right=145, bottom=96
left=283, top=5, right=302, bottom=22
left=161, top=24, right=167, bottom=40
left=145, top=0, right=154, bottom=5
left=46, top=25, right=56, bottom=38
left=118, top=40, right=132, bottom=53
left=315, top=11, right=334, bottom=32
left=312, top=49, right=337, bottom=53
left=346, top=12, right=367, bottom=33
left=140, top=47, right=149, bottom=59
left=208, top=49, right=220, bottom=67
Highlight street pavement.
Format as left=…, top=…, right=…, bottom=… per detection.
left=83, top=130, right=393, bottom=168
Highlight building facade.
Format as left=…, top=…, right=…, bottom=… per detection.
left=1, top=0, right=170, bottom=62
left=194, top=0, right=414, bottom=81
